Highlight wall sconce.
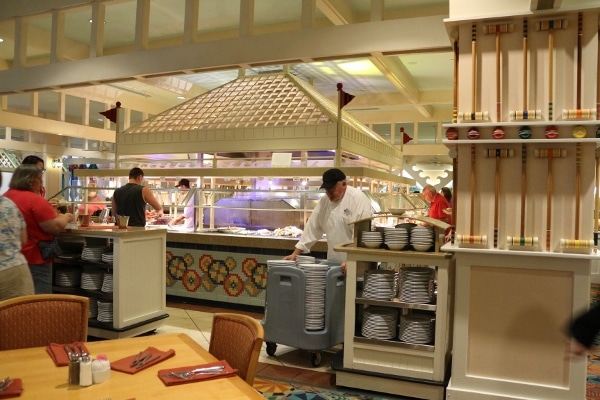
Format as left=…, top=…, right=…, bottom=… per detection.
left=51, top=158, right=63, bottom=168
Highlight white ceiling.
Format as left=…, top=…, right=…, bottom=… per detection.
left=0, top=0, right=454, bottom=164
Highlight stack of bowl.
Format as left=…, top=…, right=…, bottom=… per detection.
left=383, top=227, right=409, bottom=250
left=361, top=231, right=383, bottom=249
left=410, top=226, right=434, bottom=251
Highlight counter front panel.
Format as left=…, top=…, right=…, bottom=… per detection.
left=166, top=232, right=327, bottom=307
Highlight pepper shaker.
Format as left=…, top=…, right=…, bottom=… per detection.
left=68, top=353, right=80, bottom=385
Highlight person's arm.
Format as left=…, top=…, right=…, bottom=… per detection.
left=39, top=213, right=74, bottom=234
left=284, top=199, right=326, bottom=259
left=142, top=187, right=163, bottom=216
left=284, top=248, right=303, bottom=261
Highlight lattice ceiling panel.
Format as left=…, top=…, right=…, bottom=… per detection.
left=126, top=74, right=334, bottom=134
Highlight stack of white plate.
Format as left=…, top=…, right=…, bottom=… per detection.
left=101, top=252, right=113, bottom=263
left=398, top=314, right=434, bottom=344
left=361, top=306, right=398, bottom=340
left=319, top=260, right=340, bottom=267
left=296, top=255, right=315, bottom=264
left=80, top=269, right=103, bottom=290
left=101, top=272, right=113, bottom=293
left=410, top=226, right=434, bottom=252
left=362, top=270, right=397, bottom=300
left=361, top=231, right=383, bottom=249
left=97, top=300, right=113, bottom=323
left=82, top=245, right=108, bottom=262
left=298, top=263, right=329, bottom=331
left=383, top=227, right=410, bottom=251
left=54, top=268, right=81, bottom=287
left=88, top=297, right=98, bottom=319
left=398, top=267, right=434, bottom=304
left=266, top=259, right=296, bottom=268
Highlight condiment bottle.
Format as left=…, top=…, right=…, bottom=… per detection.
left=92, top=354, right=111, bottom=384
left=79, top=354, right=93, bottom=387
left=68, top=353, right=80, bottom=385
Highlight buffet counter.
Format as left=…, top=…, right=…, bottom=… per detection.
left=55, top=227, right=167, bottom=338
left=165, top=230, right=328, bottom=308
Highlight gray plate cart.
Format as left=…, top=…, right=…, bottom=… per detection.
left=262, top=265, right=346, bottom=367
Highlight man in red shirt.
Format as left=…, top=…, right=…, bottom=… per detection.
left=422, top=184, right=451, bottom=224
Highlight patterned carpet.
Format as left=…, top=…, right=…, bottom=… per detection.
left=254, top=376, right=413, bottom=400
left=588, top=352, right=600, bottom=399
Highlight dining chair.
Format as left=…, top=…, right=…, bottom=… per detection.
left=0, top=294, right=89, bottom=351
left=208, top=312, right=264, bottom=385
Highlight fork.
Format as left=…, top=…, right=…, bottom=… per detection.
left=0, top=377, right=13, bottom=392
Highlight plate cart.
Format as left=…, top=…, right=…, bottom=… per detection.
left=261, top=264, right=346, bottom=367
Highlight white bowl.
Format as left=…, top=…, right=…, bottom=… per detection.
left=386, top=243, right=406, bottom=251
left=362, top=241, right=382, bottom=249
left=388, top=208, right=407, bottom=215
left=412, top=244, right=432, bottom=252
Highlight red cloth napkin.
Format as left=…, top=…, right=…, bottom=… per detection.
left=0, top=379, right=23, bottom=399
left=45, top=342, right=90, bottom=367
left=111, top=347, right=176, bottom=374
left=157, top=360, right=238, bottom=386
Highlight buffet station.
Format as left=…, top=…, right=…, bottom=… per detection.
left=57, top=166, right=417, bottom=308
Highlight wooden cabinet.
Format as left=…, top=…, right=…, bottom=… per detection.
left=54, top=228, right=168, bottom=339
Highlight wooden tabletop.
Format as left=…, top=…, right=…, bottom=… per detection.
left=0, top=333, right=263, bottom=399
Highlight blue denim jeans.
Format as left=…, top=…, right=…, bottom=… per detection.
left=28, top=263, right=52, bottom=294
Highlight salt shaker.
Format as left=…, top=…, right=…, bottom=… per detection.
left=68, top=353, right=80, bottom=385
left=79, top=354, right=93, bottom=387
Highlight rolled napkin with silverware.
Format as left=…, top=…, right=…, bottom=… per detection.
left=0, top=378, right=23, bottom=399
left=46, top=342, right=90, bottom=367
left=111, top=347, right=176, bottom=374
left=157, top=360, right=237, bottom=386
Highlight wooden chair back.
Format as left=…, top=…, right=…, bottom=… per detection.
left=208, top=312, right=264, bottom=385
left=0, top=294, right=89, bottom=350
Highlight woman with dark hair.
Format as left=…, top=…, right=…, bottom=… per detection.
left=3, top=165, right=75, bottom=293
left=441, top=187, right=453, bottom=207
left=21, top=154, right=46, bottom=198
left=0, top=172, right=34, bottom=300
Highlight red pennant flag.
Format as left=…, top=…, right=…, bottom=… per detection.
left=100, top=101, right=121, bottom=123
left=336, top=83, right=355, bottom=109
left=400, top=127, right=412, bottom=144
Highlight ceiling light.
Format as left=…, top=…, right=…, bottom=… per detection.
left=339, top=60, right=380, bottom=75
left=0, top=38, right=4, bottom=43
left=177, top=95, right=186, bottom=100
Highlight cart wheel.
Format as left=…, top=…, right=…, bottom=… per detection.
left=266, top=342, right=277, bottom=356
left=311, top=351, right=322, bottom=367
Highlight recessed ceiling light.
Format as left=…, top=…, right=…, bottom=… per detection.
left=177, top=95, right=186, bottom=100
left=0, top=38, right=4, bottom=43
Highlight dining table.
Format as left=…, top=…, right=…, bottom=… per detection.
left=0, top=332, right=264, bottom=399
